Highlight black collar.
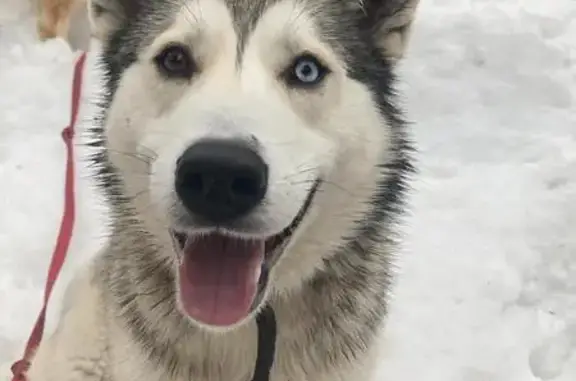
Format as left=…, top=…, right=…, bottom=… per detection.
left=251, top=305, right=277, bottom=381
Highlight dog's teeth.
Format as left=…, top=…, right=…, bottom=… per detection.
left=254, top=265, right=262, bottom=283
left=176, top=251, right=184, bottom=265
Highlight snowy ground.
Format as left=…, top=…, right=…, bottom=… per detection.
left=1, top=0, right=575, bottom=380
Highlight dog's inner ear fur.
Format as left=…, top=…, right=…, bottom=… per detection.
left=363, top=0, right=420, bottom=63
left=87, top=0, right=141, bottom=40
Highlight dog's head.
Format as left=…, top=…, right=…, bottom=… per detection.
left=88, top=0, right=417, bottom=330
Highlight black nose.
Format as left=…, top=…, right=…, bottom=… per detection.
left=175, top=139, right=268, bottom=223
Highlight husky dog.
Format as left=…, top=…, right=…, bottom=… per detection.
left=28, top=0, right=419, bottom=380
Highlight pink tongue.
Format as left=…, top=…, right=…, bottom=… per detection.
left=178, top=234, right=265, bottom=326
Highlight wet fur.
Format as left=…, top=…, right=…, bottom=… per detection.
left=28, top=0, right=419, bottom=380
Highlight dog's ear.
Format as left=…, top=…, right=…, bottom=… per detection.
left=361, top=0, right=420, bottom=63
left=87, top=0, right=142, bottom=41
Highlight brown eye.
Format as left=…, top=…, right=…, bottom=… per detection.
left=154, top=44, right=195, bottom=79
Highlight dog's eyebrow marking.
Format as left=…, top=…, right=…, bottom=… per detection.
left=223, top=0, right=281, bottom=67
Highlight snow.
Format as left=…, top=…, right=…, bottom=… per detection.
left=1, top=0, right=575, bottom=380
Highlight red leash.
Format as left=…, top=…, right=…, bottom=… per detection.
left=11, top=52, right=87, bottom=381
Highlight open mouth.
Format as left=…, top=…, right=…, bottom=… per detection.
left=170, top=180, right=320, bottom=327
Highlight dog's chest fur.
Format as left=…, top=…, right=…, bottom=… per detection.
left=103, top=287, right=380, bottom=381
left=96, top=232, right=389, bottom=381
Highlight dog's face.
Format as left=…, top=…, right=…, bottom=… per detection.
left=90, top=0, right=417, bottom=330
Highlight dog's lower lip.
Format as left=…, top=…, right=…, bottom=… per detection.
left=173, top=231, right=187, bottom=250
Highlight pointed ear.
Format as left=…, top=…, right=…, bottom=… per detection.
left=363, top=0, right=420, bottom=63
left=87, top=0, right=142, bottom=41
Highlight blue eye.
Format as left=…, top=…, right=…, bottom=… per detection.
left=286, top=54, right=329, bottom=87
left=294, top=59, right=320, bottom=83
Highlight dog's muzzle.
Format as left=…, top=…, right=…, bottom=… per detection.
left=170, top=138, right=319, bottom=327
